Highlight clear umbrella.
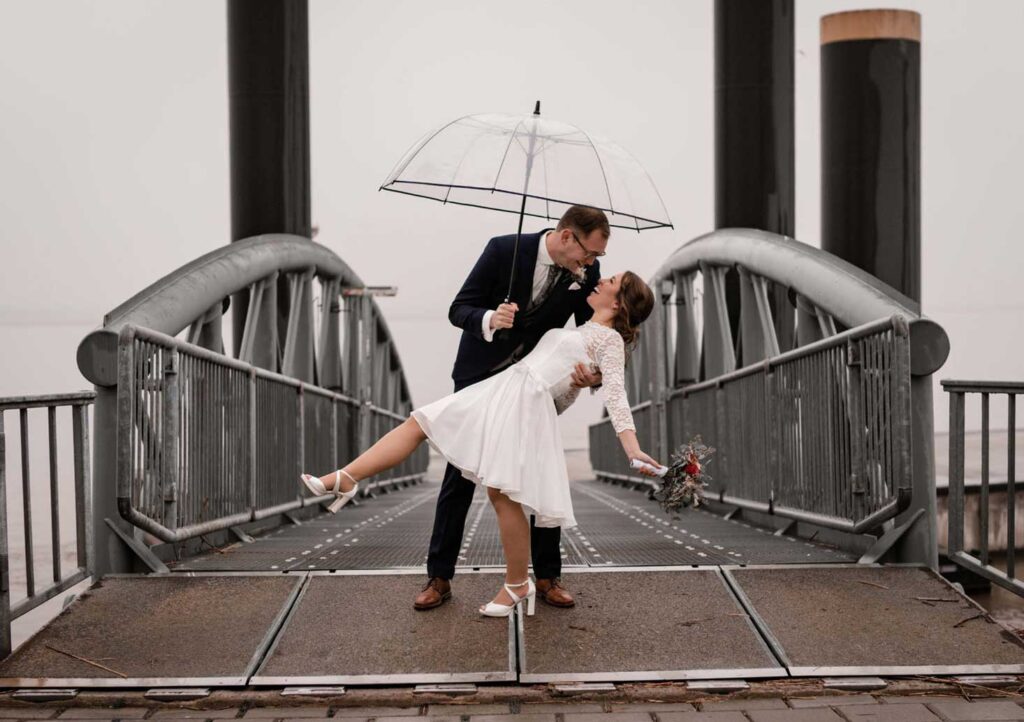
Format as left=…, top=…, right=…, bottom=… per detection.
left=380, top=102, right=672, bottom=300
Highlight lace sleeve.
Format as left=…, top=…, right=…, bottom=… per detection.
left=553, top=385, right=582, bottom=415
left=593, top=331, right=635, bottom=434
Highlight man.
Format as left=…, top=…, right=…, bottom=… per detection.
left=414, top=205, right=610, bottom=610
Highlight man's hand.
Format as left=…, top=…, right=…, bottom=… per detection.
left=489, top=302, right=518, bottom=331
left=570, top=362, right=602, bottom=389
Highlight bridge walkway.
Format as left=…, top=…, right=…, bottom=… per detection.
left=171, top=479, right=854, bottom=573
left=1, top=482, right=1022, bottom=689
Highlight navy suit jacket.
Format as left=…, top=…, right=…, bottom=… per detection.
left=448, top=229, right=600, bottom=387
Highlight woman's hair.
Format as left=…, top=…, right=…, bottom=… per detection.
left=612, top=271, right=655, bottom=350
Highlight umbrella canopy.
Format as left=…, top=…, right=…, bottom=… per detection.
left=380, top=105, right=673, bottom=232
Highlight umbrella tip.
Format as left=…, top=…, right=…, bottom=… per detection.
left=533, top=100, right=541, bottom=115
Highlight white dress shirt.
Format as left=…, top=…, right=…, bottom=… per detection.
left=481, top=230, right=557, bottom=342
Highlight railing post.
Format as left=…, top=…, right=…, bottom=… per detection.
left=652, top=278, right=671, bottom=462
left=248, top=368, right=257, bottom=512
left=72, top=403, right=92, bottom=577
left=892, top=373, right=939, bottom=569
left=162, top=349, right=179, bottom=531
left=1008, top=395, right=1016, bottom=579
left=947, top=390, right=965, bottom=556
left=0, top=412, right=10, bottom=659
left=358, top=296, right=373, bottom=455
left=297, top=385, right=305, bottom=501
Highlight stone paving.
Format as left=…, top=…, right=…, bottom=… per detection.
left=4, top=691, right=1024, bottom=722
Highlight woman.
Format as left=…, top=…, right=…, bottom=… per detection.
left=299, top=271, right=661, bottom=617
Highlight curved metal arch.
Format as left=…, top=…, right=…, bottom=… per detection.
left=653, top=228, right=949, bottom=375
left=76, top=234, right=412, bottom=407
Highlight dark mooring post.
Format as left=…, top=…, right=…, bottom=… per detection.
left=714, top=0, right=795, bottom=362
left=227, top=0, right=312, bottom=361
left=821, top=10, right=933, bottom=569
left=821, top=9, right=921, bottom=303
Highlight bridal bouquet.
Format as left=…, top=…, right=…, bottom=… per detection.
left=652, top=436, right=715, bottom=513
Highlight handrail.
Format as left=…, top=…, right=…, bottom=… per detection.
left=943, top=379, right=1022, bottom=597
left=0, top=393, right=94, bottom=658
left=115, top=324, right=426, bottom=544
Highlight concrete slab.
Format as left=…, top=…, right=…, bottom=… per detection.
left=253, top=573, right=515, bottom=685
left=0, top=576, right=300, bottom=688
left=926, top=700, right=1024, bottom=721
left=840, top=703, right=940, bottom=722
left=728, top=566, right=1024, bottom=676
left=518, top=569, right=784, bottom=683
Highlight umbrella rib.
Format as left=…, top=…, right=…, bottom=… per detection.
left=443, top=125, right=491, bottom=203
left=384, top=114, right=472, bottom=186
left=576, top=126, right=615, bottom=213
left=540, top=142, right=553, bottom=220
left=491, top=118, right=526, bottom=191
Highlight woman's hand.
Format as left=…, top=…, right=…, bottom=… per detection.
left=629, top=449, right=663, bottom=475
left=617, top=430, right=661, bottom=475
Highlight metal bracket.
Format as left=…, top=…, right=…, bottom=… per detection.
left=773, top=519, right=796, bottom=537
left=686, top=679, right=749, bottom=692
left=12, top=689, right=78, bottom=702
left=230, top=525, right=255, bottom=543
left=552, top=683, right=616, bottom=695
left=414, top=684, right=477, bottom=695
left=283, top=511, right=303, bottom=526
left=104, top=518, right=170, bottom=573
left=281, top=686, right=347, bottom=697
left=144, top=688, right=211, bottom=701
left=823, top=677, right=887, bottom=691
left=858, top=508, right=926, bottom=564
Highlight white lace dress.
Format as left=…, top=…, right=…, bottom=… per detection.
left=411, top=321, right=635, bottom=529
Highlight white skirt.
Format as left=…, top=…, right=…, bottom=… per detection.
left=410, top=364, right=576, bottom=529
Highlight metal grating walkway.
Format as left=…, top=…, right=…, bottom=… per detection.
left=173, top=478, right=854, bottom=572
left=4, top=566, right=1022, bottom=688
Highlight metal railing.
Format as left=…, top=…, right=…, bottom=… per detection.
left=78, top=235, right=428, bottom=573
left=0, top=393, right=94, bottom=658
left=589, top=401, right=653, bottom=483
left=117, top=325, right=426, bottom=543
left=591, top=229, right=950, bottom=565
left=944, top=380, right=1022, bottom=596
left=681, top=317, right=910, bottom=531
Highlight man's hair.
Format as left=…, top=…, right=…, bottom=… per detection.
left=556, top=205, right=610, bottom=239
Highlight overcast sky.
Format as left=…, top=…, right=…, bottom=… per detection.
left=2, top=0, right=1023, bottom=445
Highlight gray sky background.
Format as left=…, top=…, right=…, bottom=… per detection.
left=2, top=0, right=1023, bottom=447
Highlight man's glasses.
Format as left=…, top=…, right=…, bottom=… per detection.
left=570, top=231, right=606, bottom=260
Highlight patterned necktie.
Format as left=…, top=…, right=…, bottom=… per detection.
left=528, top=264, right=564, bottom=312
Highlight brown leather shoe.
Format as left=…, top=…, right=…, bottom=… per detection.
left=535, top=577, right=575, bottom=608
left=413, top=577, right=452, bottom=610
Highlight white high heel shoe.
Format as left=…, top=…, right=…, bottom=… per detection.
left=299, top=470, right=360, bottom=513
left=479, top=579, right=536, bottom=618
